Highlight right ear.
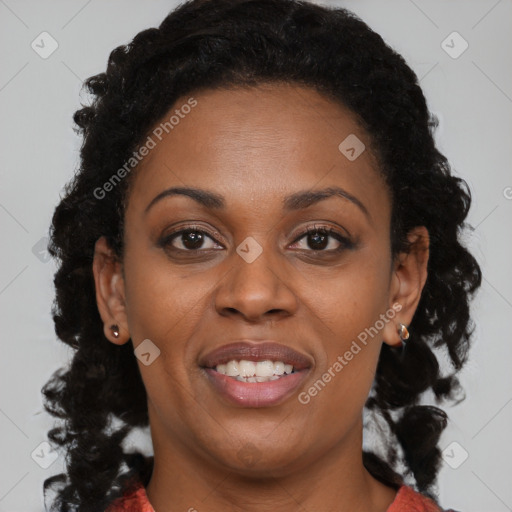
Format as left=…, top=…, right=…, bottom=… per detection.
left=92, top=236, right=130, bottom=345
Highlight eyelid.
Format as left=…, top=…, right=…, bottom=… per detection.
left=288, top=222, right=352, bottom=245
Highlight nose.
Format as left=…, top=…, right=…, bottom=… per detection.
left=214, top=244, right=299, bottom=323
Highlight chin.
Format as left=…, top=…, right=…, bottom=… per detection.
left=206, top=439, right=309, bottom=478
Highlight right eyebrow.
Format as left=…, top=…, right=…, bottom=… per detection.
left=144, top=186, right=225, bottom=215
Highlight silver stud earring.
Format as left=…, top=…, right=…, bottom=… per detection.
left=110, top=324, right=120, bottom=339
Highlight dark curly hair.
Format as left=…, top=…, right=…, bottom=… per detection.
left=41, top=0, right=482, bottom=510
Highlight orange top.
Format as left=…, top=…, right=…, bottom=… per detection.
left=106, top=481, right=448, bottom=511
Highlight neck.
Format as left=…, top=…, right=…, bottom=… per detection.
left=145, top=415, right=398, bottom=512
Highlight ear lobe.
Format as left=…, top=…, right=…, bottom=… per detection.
left=383, top=226, right=429, bottom=347
left=92, top=236, right=130, bottom=345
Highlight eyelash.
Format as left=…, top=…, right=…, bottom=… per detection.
left=291, top=225, right=354, bottom=252
left=158, top=223, right=354, bottom=254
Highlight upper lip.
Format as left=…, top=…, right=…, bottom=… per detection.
left=199, top=341, right=313, bottom=371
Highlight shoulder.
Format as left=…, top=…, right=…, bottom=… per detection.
left=387, top=484, right=460, bottom=512
left=105, top=480, right=154, bottom=512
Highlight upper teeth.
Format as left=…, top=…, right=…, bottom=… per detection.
left=215, top=360, right=294, bottom=378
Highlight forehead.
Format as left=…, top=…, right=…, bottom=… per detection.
left=126, top=83, right=388, bottom=220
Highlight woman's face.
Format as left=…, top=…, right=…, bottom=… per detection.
left=94, top=83, right=426, bottom=477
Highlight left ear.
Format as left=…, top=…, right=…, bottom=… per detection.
left=383, top=226, right=429, bottom=347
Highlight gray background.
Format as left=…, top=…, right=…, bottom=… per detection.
left=1, top=0, right=511, bottom=510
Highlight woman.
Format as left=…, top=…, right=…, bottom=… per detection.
left=42, top=0, right=481, bottom=510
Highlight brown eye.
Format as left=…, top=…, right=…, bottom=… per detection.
left=159, top=226, right=223, bottom=252
left=305, top=230, right=330, bottom=250
left=289, top=226, right=354, bottom=252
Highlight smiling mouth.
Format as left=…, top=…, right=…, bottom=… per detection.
left=199, top=341, right=313, bottom=407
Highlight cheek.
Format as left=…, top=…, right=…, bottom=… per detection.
left=297, top=250, right=392, bottom=416
left=123, top=246, right=204, bottom=332
left=121, top=249, right=209, bottom=423
left=306, top=252, right=392, bottom=346
left=121, top=246, right=215, bottom=382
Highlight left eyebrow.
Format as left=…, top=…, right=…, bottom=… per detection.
left=283, top=186, right=370, bottom=219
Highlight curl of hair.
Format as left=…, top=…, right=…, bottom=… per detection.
left=42, top=0, right=481, bottom=509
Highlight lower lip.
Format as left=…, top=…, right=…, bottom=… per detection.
left=203, top=368, right=309, bottom=408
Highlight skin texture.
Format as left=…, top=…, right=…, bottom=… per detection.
left=93, top=83, right=429, bottom=512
